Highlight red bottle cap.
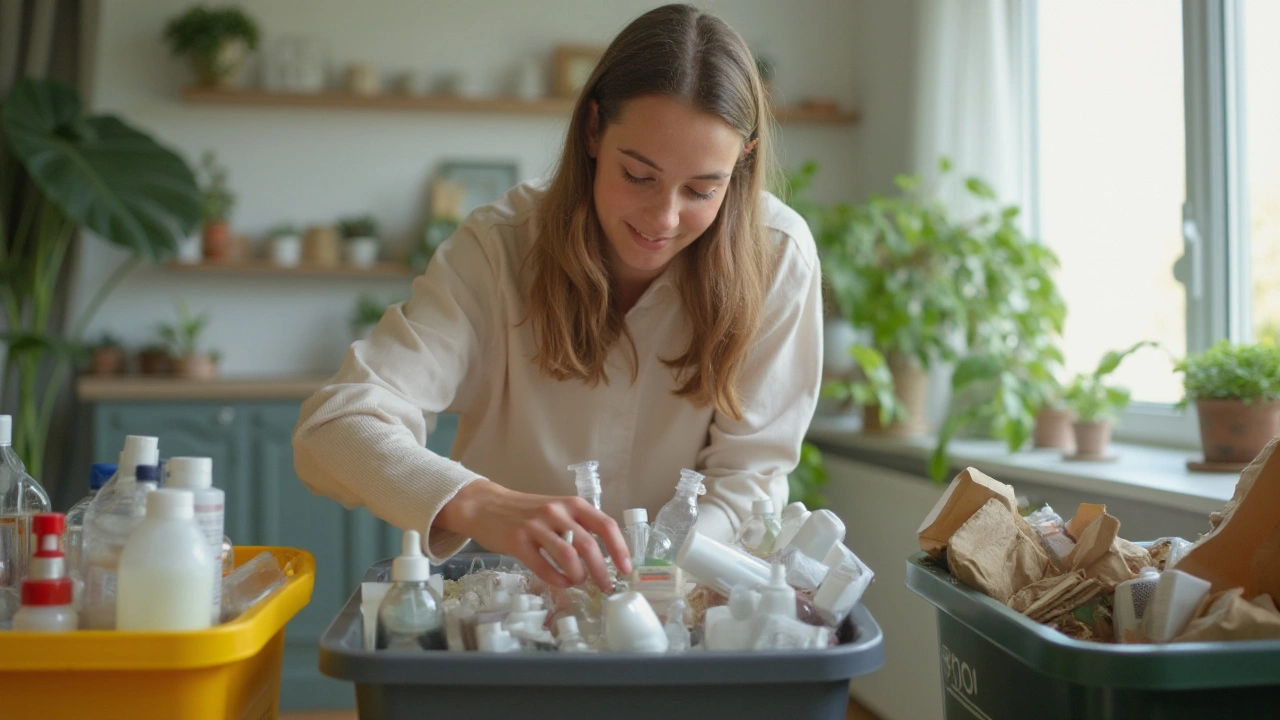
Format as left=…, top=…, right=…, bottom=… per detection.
left=21, top=578, right=73, bottom=606
left=31, top=513, right=65, bottom=537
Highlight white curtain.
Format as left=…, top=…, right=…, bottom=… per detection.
left=912, top=0, right=1033, bottom=222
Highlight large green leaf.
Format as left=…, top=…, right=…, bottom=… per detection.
left=1, top=78, right=199, bottom=260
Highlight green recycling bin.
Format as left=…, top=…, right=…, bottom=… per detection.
left=906, top=552, right=1280, bottom=720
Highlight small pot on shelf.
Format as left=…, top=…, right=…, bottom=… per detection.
left=1033, top=407, right=1075, bottom=450
left=1189, top=398, right=1280, bottom=471
left=172, top=353, right=218, bottom=380
left=203, top=220, right=232, bottom=261
left=88, top=346, right=127, bottom=376
left=137, top=347, right=173, bottom=376
left=344, top=236, right=380, bottom=268
left=1067, top=421, right=1114, bottom=462
left=270, top=234, right=303, bottom=267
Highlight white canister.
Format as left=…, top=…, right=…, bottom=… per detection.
left=116, top=489, right=216, bottom=631
left=345, top=237, right=379, bottom=267
left=163, top=457, right=225, bottom=625
left=270, top=235, right=302, bottom=267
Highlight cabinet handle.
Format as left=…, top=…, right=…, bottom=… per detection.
left=217, top=407, right=236, bottom=426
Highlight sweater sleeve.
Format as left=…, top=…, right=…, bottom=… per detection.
left=292, top=223, right=497, bottom=562
left=695, top=232, right=824, bottom=542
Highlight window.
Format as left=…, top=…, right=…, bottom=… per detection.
left=1032, top=0, right=1273, bottom=443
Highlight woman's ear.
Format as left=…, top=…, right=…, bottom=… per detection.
left=585, top=100, right=601, bottom=159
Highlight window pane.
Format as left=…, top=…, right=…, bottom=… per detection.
left=1244, top=0, right=1280, bottom=345
left=1037, top=1, right=1185, bottom=403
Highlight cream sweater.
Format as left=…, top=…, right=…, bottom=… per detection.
left=293, top=181, right=823, bottom=561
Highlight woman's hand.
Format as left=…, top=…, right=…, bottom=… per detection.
left=436, top=478, right=633, bottom=590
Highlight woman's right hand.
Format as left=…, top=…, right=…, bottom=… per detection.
left=435, top=478, right=633, bottom=591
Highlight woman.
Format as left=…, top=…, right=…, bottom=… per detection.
left=293, top=4, right=822, bottom=592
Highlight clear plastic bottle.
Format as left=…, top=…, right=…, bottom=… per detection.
left=645, top=469, right=705, bottom=564
left=735, top=498, right=782, bottom=557
left=81, top=435, right=161, bottom=629
left=623, top=508, right=651, bottom=566
left=663, top=596, right=691, bottom=652
left=0, top=414, right=53, bottom=623
left=377, top=530, right=446, bottom=651
left=775, top=502, right=810, bottom=550
left=569, top=461, right=603, bottom=510
left=64, top=463, right=116, bottom=587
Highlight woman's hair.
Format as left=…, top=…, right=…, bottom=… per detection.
left=526, top=3, right=778, bottom=421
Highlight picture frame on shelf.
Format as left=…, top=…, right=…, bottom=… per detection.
left=436, top=161, right=519, bottom=218
left=552, top=45, right=604, bottom=98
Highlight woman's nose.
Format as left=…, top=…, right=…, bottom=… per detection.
left=645, top=193, right=680, bottom=235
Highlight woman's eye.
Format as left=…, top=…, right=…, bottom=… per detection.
left=686, top=187, right=716, bottom=201
left=622, top=168, right=651, bottom=185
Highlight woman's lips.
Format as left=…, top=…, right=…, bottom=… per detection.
left=627, top=222, right=672, bottom=250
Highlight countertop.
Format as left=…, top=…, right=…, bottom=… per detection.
left=77, top=375, right=330, bottom=402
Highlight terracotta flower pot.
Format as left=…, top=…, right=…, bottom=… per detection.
left=1034, top=408, right=1075, bottom=450
left=1070, top=421, right=1113, bottom=460
left=1194, top=398, right=1280, bottom=464
left=203, top=220, right=232, bottom=260
left=89, top=347, right=126, bottom=376
left=862, top=352, right=930, bottom=436
left=172, top=354, right=218, bottom=380
left=137, top=349, right=173, bottom=376
left=189, top=40, right=248, bottom=88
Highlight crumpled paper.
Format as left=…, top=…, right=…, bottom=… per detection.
left=917, top=467, right=1023, bottom=559
left=1173, top=588, right=1280, bottom=642
left=1061, top=504, right=1150, bottom=592
left=947, top=498, right=1057, bottom=604
left=1007, top=570, right=1105, bottom=625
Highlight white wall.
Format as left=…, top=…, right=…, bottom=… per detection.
left=72, top=0, right=895, bottom=376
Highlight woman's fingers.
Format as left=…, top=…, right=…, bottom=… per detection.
left=574, top=503, right=633, bottom=575
left=528, top=524, right=585, bottom=586
left=518, top=541, right=574, bottom=589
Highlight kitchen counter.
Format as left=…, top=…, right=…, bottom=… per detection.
left=77, top=374, right=330, bottom=402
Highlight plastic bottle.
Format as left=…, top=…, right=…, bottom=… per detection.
left=645, top=469, right=705, bottom=563
left=13, top=513, right=77, bottom=632
left=377, top=530, right=446, bottom=651
left=663, top=597, right=691, bottom=652
left=117, top=489, right=216, bottom=631
left=64, top=463, right=116, bottom=582
left=734, top=498, right=781, bottom=557
left=164, top=457, right=226, bottom=624
left=813, top=557, right=875, bottom=626
left=81, top=442, right=161, bottom=630
left=675, top=531, right=772, bottom=596
left=568, top=461, right=602, bottom=510
left=775, top=502, right=810, bottom=549
left=0, top=414, right=53, bottom=610
left=555, top=615, right=593, bottom=652
left=623, top=508, right=651, bottom=565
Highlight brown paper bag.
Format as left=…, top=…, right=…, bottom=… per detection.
left=1061, top=506, right=1145, bottom=591
left=1173, top=587, right=1280, bottom=642
left=917, top=467, right=1019, bottom=559
left=1177, top=437, right=1280, bottom=599
left=948, top=498, right=1056, bottom=603
left=1007, top=571, right=1104, bottom=624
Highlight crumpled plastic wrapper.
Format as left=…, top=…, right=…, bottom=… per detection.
left=947, top=498, right=1057, bottom=604
left=1173, top=588, right=1280, bottom=642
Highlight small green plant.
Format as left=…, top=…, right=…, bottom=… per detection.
left=822, top=345, right=904, bottom=426
left=351, top=294, right=387, bottom=330
left=408, top=218, right=458, bottom=270
left=156, top=302, right=213, bottom=358
left=90, top=332, right=122, bottom=349
left=338, top=214, right=379, bottom=240
left=199, top=150, right=234, bottom=223
left=1175, top=340, right=1280, bottom=407
left=265, top=222, right=301, bottom=239
left=1062, top=341, right=1157, bottom=423
left=788, top=441, right=829, bottom=510
left=163, top=5, right=260, bottom=59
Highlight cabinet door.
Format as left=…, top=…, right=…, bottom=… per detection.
left=93, top=402, right=245, bottom=495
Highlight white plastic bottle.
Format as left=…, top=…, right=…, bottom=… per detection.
left=0, top=414, right=53, bottom=614
left=81, top=435, right=160, bottom=629
left=623, top=508, right=651, bottom=565
left=775, top=502, right=810, bottom=549
left=734, top=498, right=781, bottom=557
left=117, top=489, right=216, bottom=631
left=13, top=513, right=77, bottom=632
left=645, top=469, right=705, bottom=563
left=164, top=457, right=225, bottom=624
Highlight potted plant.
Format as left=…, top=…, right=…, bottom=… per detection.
left=163, top=5, right=261, bottom=88
left=156, top=303, right=220, bottom=380
left=350, top=294, right=387, bottom=341
left=0, top=79, right=199, bottom=477
left=1176, top=340, right=1280, bottom=470
left=1060, top=341, right=1155, bottom=461
left=86, top=334, right=126, bottom=376
left=137, top=344, right=174, bottom=376
left=338, top=214, right=381, bottom=268
left=198, top=150, right=235, bottom=260
left=408, top=217, right=458, bottom=272
left=822, top=344, right=905, bottom=433
left=788, top=441, right=829, bottom=510
left=266, top=223, right=303, bottom=267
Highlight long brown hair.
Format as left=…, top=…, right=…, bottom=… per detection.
left=526, top=3, right=778, bottom=420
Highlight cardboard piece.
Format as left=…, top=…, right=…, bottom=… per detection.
left=1177, top=437, right=1280, bottom=599
left=1007, top=570, right=1104, bottom=624
left=1173, top=587, right=1280, bottom=642
left=948, top=498, right=1056, bottom=604
left=1060, top=505, right=1147, bottom=592
left=917, top=467, right=1020, bottom=559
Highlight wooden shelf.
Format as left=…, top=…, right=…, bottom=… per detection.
left=180, top=87, right=862, bottom=126
left=168, top=259, right=416, bottom=278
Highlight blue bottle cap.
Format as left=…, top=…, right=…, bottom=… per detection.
left=136, top=464, right=159, bottom=482
left=89, top=463, right=117, bottom=491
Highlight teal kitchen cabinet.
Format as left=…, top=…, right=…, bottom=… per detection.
left=89, top=399, right=458, bottom=711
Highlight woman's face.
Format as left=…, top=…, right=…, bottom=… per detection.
left=587, top=95, right=745, bottom=294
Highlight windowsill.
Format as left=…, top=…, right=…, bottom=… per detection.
left=805, top=414, right=1240, bottom=516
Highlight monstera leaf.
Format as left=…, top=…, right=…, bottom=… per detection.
left=1, top=77, right=199, bottom=259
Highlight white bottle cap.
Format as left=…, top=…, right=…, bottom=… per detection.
left=0, top=414, right=10, bottom=445
left=624, top=508, right=648, bottom=527
left=556, top=615, right=580, bottom=637
left=392, top=530, right=431, bottom=582
left=165, top=457, right=213, bottom=489
left=675, top=531, right=771, bottom=596
left=751, top=498, right=774, bottom=516
left=757, top=563, right=797, bottom=618
left=146, top=488, right=195, bottom=520
left=787, top=509, right=846, bottom=562
left=120, top=436, right=160, bottom=478
left=781, top=502, right=808, bottom=520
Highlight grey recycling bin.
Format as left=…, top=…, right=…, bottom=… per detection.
left=906, top=551, right=1280, bottom=720
left=319, top=553, right=885, bottom=720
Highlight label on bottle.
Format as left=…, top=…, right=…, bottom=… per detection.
left=0, top=514, right=30, bottom=588
left=191, top=502, right=225, bottom=622
left=630, top=565, right=684, bottom=598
